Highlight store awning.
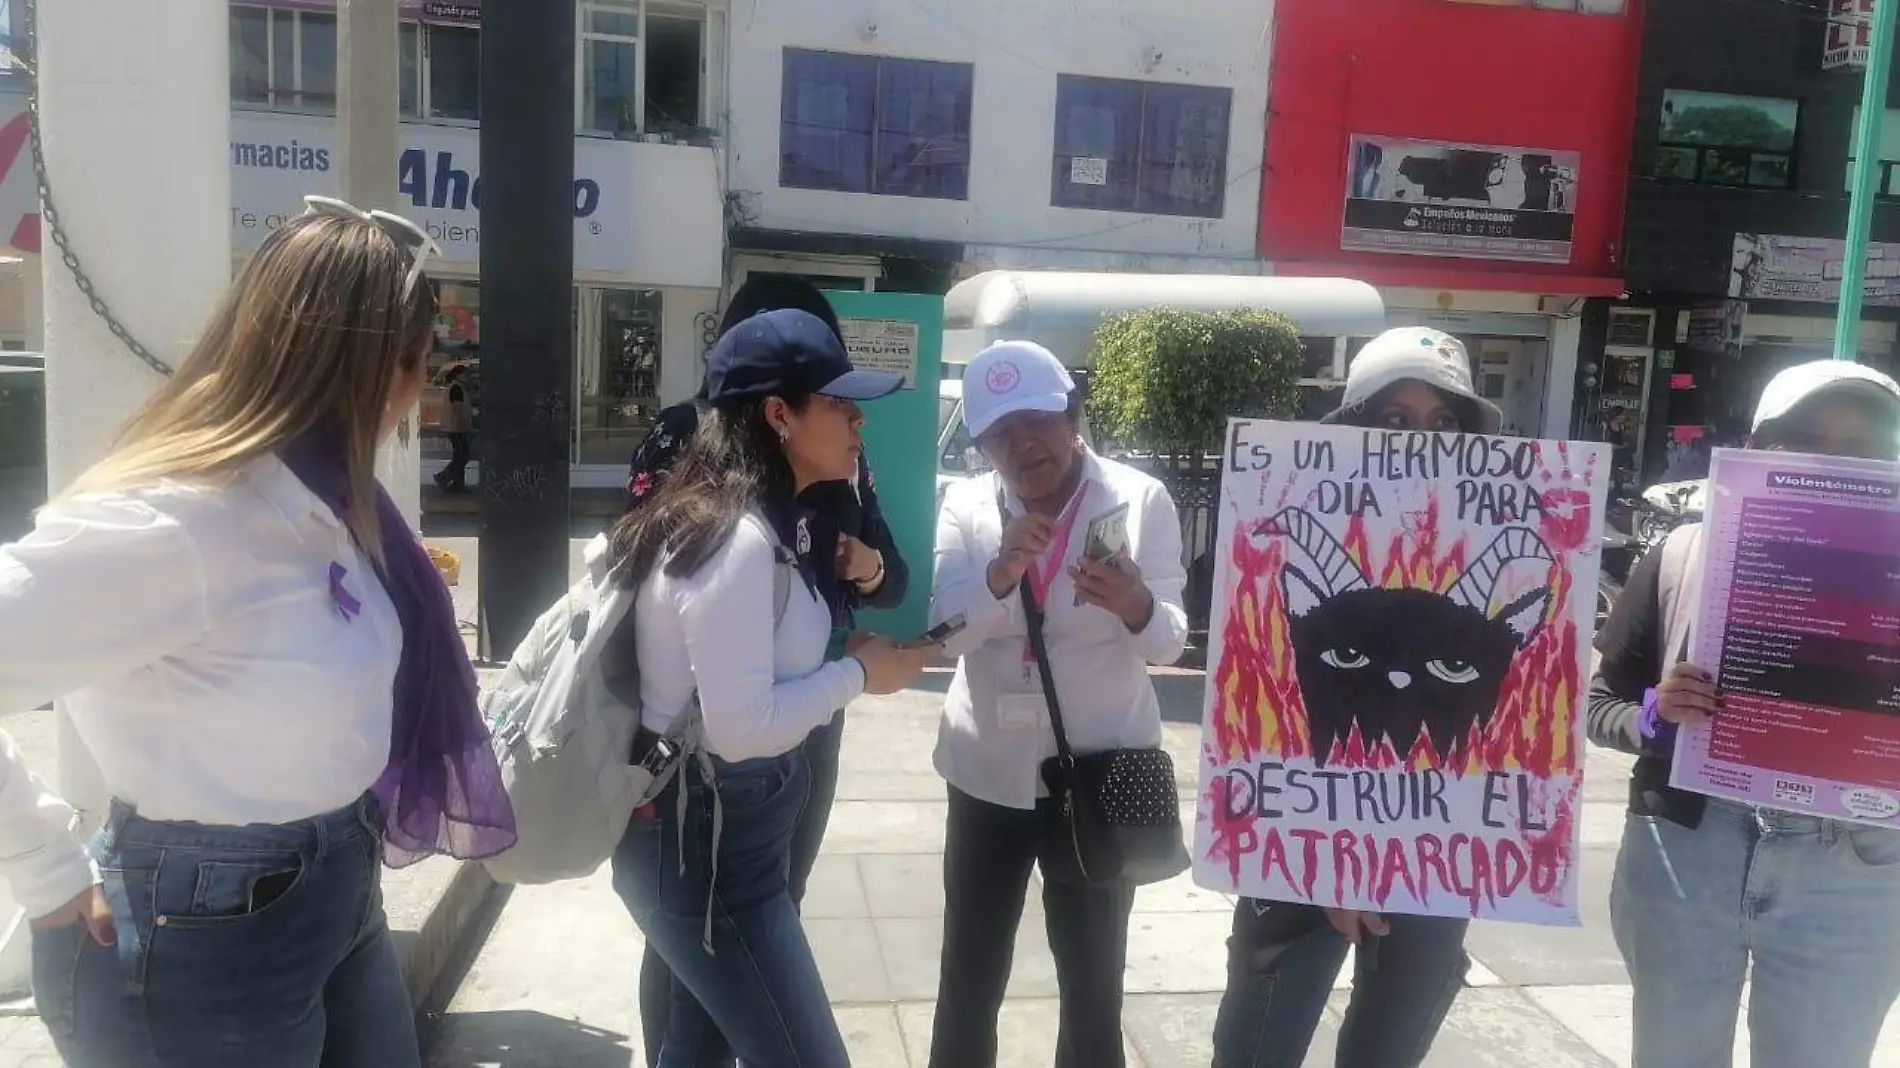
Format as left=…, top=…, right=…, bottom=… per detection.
left=944, top=270, right=1388, bottom=337
left=1274, top=261, right=1625, bottom=299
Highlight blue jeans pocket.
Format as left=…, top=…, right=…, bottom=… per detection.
left=1847, top=826, right=1900, bottom=867
left=169, top=857, right=306, bottom=929
left=29, top=922, right=86, bottom=1040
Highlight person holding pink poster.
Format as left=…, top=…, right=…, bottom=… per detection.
left=1590, top=360, right=1900, bottom=1068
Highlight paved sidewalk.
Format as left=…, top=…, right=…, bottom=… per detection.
left=423, top=676, right=1900, bottom=1068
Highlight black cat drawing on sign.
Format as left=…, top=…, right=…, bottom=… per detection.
left=1251, top=508, right=1555, bottom=768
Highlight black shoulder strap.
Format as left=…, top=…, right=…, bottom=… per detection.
left=997, top=484, right=1074, bottom=763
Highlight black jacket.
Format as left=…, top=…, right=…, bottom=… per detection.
left=625, top=401, right=910, bottom=618
left=1587, top=544, right=1709, bottom=828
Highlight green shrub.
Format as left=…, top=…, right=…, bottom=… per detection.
left=1085, top=307, right=1304, bottom=459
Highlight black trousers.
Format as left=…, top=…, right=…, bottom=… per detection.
left=637, top=712, right=844, bottom=1067
left=437, top=432, right=470, bottom=488
left=928, top=785, right=1136, bottom=1068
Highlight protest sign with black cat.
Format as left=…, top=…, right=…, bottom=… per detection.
left=1194, top=420, right=1608, bottom=925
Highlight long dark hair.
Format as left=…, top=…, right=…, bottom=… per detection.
left=608, top=394, right=811, bottom=585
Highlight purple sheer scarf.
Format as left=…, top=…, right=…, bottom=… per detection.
left=280, top=431, right=516, bottom=866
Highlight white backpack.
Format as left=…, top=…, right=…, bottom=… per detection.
left=480, top=523, right=793, bottom=885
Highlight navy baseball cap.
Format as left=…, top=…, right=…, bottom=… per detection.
left=705, top=308, right=905, bottom=407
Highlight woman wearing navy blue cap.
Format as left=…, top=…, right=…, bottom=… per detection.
left=606, top=308, right=934, bottom=1068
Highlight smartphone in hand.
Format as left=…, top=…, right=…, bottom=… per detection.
left=906, top=614, right=968, bottom=648
left=1077, top=503, right=1131, bottom=604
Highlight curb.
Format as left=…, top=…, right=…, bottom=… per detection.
left=401, top=860, right=503, bottom=1030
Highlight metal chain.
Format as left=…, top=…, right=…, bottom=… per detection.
left=20, top=0, right=174, bottom=376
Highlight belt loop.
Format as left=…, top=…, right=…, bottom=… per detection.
left=314, top=808, right=331, bottom=861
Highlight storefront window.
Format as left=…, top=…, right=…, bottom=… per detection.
left=577, top=287, right=663, bottom=467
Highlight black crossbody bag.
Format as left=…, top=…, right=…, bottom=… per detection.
left=1003, top=489, right=1190, bottom=885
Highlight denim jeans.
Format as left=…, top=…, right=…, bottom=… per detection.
left=612, top=746, right=848, bottom=1068
left=31, top=795, right=416, bottom=1068
left=1211, top=899, right=1468, bottom=1068
left=637, top=711, right=845, bottom=1068
left=1611, top=798, right=1900, bottom=1068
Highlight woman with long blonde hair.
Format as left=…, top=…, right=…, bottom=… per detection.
left=0, top=197, right=512, bottom=1067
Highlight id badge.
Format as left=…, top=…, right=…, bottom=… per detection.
left=997, top=694, right=1046, bottom=731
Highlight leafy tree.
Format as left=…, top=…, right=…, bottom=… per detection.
left=1661, top=103, right=1795, bottom=151
left=1086, top=307, right=1304, bottom=461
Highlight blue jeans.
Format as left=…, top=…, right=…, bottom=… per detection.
left=31, top=795, right=416, bottom=1068
left=1611, top=798, right=1900, bottom=1068
left=1211, top=899, right=1468, bottom=1068
left=612, top=748, right=848, bottom=1068
left=637, top=712, right=846, bottom=1067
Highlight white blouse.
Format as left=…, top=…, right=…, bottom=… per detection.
left=930, top=452, right=1189, bottom=810
left=631, top=513, right=865, bottom=761
left=0, top=457, right=402, bottom=916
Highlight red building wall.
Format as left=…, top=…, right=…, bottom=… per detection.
left=1258, top=0, right=1645, bottom=295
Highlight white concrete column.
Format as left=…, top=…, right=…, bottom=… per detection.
left=1546, top=313, right=1582, bottom=441
left=15, top=0, right=230, bottom=996
left=340, top=0, right=421, bottom=529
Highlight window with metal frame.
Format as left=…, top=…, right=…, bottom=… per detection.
left=779, top=48, right=974, bottom=200
left=1654, top=89, right=1798, bottom=190
left=1051, top=75, right=1231, bottom=218
left=230, top=4, right=337, bottom=113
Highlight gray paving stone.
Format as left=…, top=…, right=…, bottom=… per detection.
left=799, top=854, right=871, bottom=920
left=1134, top=870, right=1236, bottom=915
left=1414, top=987, right=1615, bottom=1067
left=1462, top=846, right=1627, bottom=987
left=804, top=917, right=890, bottom=1004
left=1123, top=911, right=1231, bottom=995
left=834, top=1004, right=910, bottom=1066
left=874, top=915, right=1060, bottom=1002
left=821, top=800, right=948, bottom=855
left=895, top=998, right=1146, bottom=1068
left=1123, top=992, right=1222, bottom=1068
left=857, top=852, right=1046, bottom=920
left=833, top=769, right=950, bottom=802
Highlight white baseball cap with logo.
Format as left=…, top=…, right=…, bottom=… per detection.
left=1321, top=326, right=1504, bottom=434
left=1751, top=359, right=1900, bottom=432
left=961, top=340, right=1076, bottom=438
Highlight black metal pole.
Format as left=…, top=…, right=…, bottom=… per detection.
left=477, top=0, right=575, bottom=659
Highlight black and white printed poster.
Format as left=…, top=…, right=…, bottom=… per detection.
left=1342, top=135, right=1580, bottom=265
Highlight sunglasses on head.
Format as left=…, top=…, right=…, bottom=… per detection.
left=301, top=195, right=441, bottom=300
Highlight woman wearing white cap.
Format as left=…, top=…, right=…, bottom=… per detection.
left=927, top=340, right=1188, bottom=1068
left=1591, top=360, right=1900, bottom=1068
left=1210, top=327, right=1504, bottom=1068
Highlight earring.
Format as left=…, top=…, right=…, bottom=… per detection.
left=779, top=429, right=791, bottom=443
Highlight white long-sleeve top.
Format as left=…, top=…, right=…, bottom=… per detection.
left=631, top=512, right=865, bottom=761
left=0, top=457, right=402, bottom=917
left=931, top=451, right=1188, bottom=810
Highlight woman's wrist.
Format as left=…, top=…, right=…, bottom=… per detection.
left=854, top=551, right=885, bottom=591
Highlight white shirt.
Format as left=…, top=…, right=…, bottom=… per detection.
left=931, top=452, right=1188, bottom=810
left=0, top=457, right=402, bottom=916
left=632, top=513, right=865, bottom=761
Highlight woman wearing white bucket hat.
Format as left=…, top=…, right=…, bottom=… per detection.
left=1212, top=327, right=1504, bottom=1068
left=1592, top=359, right=1900, bottom=1068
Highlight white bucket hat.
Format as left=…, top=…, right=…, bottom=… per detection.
left=961, top=340, right=1076, bottom=438
left=1752, top=360, right=1900, bottom=432
left=1321, top=327, right=1503, bottom=435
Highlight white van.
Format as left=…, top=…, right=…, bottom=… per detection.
left=933, top=270, right=1388, bottom=496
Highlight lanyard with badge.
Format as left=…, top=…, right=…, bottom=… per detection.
left=995, top=482, right=1089, bottom=705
